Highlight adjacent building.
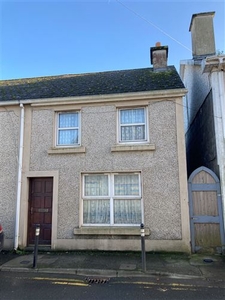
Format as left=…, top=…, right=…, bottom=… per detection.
left=180, top=12, right=225, bottom=253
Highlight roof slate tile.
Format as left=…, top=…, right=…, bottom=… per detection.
left=0, top=66, right=184, bottom=101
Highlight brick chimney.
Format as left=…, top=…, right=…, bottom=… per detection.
left=189, top=12, right=216, bottom=59
left=150, top=42, right=168, bottom=71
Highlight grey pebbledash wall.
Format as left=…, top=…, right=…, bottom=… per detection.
left=0, top=109, right=20, bottom=243
left=29, top=99, right=182, bottom=242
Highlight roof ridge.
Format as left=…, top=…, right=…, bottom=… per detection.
left=0, top=66, right=176, bottom=82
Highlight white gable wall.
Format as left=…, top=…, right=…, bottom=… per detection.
left=180, top=59, right=211, bottom=133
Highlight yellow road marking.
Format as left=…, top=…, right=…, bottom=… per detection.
left=52, top=281, right=89, bottom=287
left=33, top=277, right=85, bottom=283
left=118, top=281, right=195, bottom=287
left=115, top=281, right=225, bottom=289
left=33, top=276, right=89, bottom=287
left=171, top=287, right=197, bottom=291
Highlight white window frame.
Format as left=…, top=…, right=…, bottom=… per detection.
left=118, top=107, right=148, bottom=144
left=82, top=172, right=143, bottom=226
left=56, top=111, right=81, bottom=147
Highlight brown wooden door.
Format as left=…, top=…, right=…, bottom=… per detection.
left=188, top=167, right=225, bottom=254
left=28, top=177, right=53, bottom=245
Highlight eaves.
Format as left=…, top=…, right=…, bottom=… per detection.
left=0, top=88, right=187, bottom=107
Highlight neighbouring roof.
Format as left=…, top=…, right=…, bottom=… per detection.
left=0, top=66, right=185, bottom=102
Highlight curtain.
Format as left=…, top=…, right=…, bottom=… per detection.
left=120, top=108, right=145, bottom=141
left=120, top=108, right=145, bottom=124
left=58, top=129, right=78, bottom=145
left=83, top=199, right=110, bottom=224
left=121, top=125, right=145, bottom=141
left=114, top=174, right=141, bottom=224
left=114, top=174, right=139, bottom=196
left=114, top=199, right=141, bottom=224
left=58, top=113, right=79, bottom=145
left=83, top=174, right=141, bottom=225
left=84, top=175, right=108, bottom=196
left=59, top=113, right=78, bottom=127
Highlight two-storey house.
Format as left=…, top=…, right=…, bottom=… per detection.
left=0, top=43, right=190, bottom=252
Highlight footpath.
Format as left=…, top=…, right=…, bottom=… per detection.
left=0, top=251, right=225, bottom=280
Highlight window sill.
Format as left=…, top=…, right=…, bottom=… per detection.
left=48, top=146, right=86, bottom=155
left=74, top=227, right=151, bottom=236
left=111, top=144, right=155, bottom=152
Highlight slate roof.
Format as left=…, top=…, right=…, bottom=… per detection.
left=0, top=66, right=185, bottom=102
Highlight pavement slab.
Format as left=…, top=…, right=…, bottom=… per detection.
left=0, top=251, right=224, bottom=280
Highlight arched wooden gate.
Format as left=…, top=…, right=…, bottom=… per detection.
left=188, top=166, right=225, bottom=254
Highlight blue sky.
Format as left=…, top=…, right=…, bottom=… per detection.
left=0, top=0, right=224, bottom=80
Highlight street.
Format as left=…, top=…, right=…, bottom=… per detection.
left=0, top=271, right=224, bottom=300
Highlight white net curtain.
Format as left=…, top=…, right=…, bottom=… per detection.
left=83, top=174, right=141, bottom=225
left=58, top=113, right=79, bottom=145
left=120, top=108, right=145, bottom=141
left=114, top=174, right=141, bottom=224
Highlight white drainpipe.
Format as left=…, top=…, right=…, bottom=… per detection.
left=211, top=70, right=225, bottom=232
left=14, top=103, right=24, bottom=250
left=218, top=71, right=225, bottom=231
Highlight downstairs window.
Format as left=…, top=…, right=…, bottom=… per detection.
left=82, top=173, right=142, bottom=226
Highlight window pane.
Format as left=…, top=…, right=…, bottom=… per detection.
left=84, top=175, right=108, bottom=196
left=114, top=200, right=141, bottom=224
left=83, top=199, right=110, bottom=224
left=120, top=108, right=145, bottom=124
left=59, top=113, right=78, bottom=128
left=58, top=129, right=78, bottom=145
left=114, top=174, right=139, bottom=196
left=121, top=125, right=145, bottom=141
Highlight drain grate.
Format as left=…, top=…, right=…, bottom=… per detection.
left=85, top=277, right=110, bottom=284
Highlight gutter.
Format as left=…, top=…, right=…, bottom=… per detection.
left=14, top=103, right=24, bottom=250
left=0, top=88, right=188, bottom=107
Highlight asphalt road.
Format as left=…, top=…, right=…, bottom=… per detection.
left=0, top=271, right=225, bottom=300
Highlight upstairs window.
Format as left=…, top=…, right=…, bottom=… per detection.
left=56, top=112, right=80, bottom=146
left=119, top=108, right=147, bottom=143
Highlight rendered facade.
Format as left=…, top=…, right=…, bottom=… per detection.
left=0, top=43, right=190, bottom=252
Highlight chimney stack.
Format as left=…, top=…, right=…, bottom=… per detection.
left=189, top=12, right=216, bottom=59
left=150, top=42, right=168, bottom=71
